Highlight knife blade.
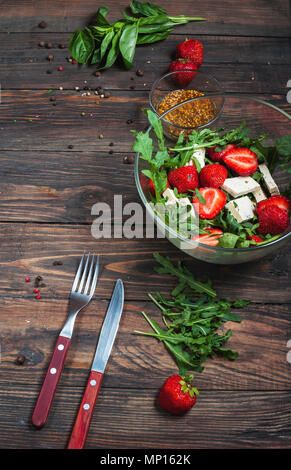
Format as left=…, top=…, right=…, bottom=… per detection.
left=67, top=279, right=124, bottom=449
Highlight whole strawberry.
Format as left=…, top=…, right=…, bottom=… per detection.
left=257, top=205, right=290, bottom=235
left=199, top=164, right=228, bottom=188
left=168, top=165, right=199, bottom=193
left=176, top=39, right=203, bottom=68
left=169, top=59, right=198, bottom=87
left=158, top=374, right=199, bottom=415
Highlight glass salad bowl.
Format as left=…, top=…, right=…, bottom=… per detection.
left=134, top=94, right=291, bottom=264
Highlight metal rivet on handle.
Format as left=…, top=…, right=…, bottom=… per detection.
left=50, top=368, right=57, bottom=374
left=90, top=380, right=97, bottom=386
left=83, top=404, right=90, bottom=410
left=58, top=344, right=64, bottom=351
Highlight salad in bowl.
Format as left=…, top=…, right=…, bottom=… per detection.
left=133, top=95, right=291, bottom=264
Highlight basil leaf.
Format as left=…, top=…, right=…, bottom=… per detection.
left=138, top=22, right=176, bottom=33
left=69, top=28, right=95, bottom=64
left=138, top=15, right=170, bottom=25
left=96, top=6, right=110, bottom=26
left=136, top=30, right=170, bottom=44
left=91, top=48, right=101, bottom=64
left=119, top=22, right=139, bottom=69
left=121, top=10, right=138, bottom=22
left=130, top=0, right=166, bottom=17
left=100, top=29, right=115, bottom=61
left=98, top=30, right=122, bottom=70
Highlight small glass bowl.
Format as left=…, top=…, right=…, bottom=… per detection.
left=135, top=93, right=291, bottom=265
left=149, top=70, right=224, bottom=140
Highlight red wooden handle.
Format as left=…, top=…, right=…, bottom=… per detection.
left=67, top=370, right=103, bottom=449
left=32, top=335, right=71, bottom=428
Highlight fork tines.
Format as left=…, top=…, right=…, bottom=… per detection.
left=72, top=253, right=100, bottom=298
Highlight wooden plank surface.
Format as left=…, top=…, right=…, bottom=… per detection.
left=0, top=0, right=290, bottom=450
left=0, top=0, right=289, bottom=37
left=1, top=386, right=290, bottom=449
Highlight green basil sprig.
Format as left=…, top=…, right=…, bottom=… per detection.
left=69, top=1, right=205, bottom=70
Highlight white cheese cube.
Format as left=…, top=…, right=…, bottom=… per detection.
left=222, top=177, right=261, bottom=197
left=226, top=196, right=255, bottom=223
left=253, top=187, right=267, bottom=203
left=258, top=164, right=280, bottom=196
left=185, top=148, right=206, bottom=169
left=162, top=188, right=179, bottom=205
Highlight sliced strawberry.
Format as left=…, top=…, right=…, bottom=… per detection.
left=223, top=147, right=258, bottom=176
left=192, top=228, right=223, bottom=246
left=168, top=166, right=199, bottom=193
left=192, top=187, right=227, bottom=219
left=207, top=144, right=236, bottom=163
left=256, top=195, right=290, bottom=215
left=199, top=164, right=227, bottom=188
left=247, top=234, right=264, bottom=243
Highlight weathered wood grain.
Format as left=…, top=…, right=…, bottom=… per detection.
left=0, top=223, right=289, bottom=303
left=0, top=385, right=290, bottom=448
left=0, top=151, right=289, bottom=223
left=0, top=61, right=290, bottom=92
left=0, top=0, right=289, bottom=37
left=0, top=34, right=290, bottom=90
left=1, top=298, right=290, bottom=390
left=0, top=91, right=290, bottom=153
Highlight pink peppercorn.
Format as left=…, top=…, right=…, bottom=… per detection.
left=35, top=294, right=41, bottom=300
left=34, top=288, right=39, bottom=293
left=25, top=277, right=31, bottom=282
left=72, top=60, right=76, bottom=64
left=58, top=66, right=63, bottom=71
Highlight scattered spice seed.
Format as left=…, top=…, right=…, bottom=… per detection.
left=47, top=54, right=54, bottom=62
left=130, top=85, right=135, bottom=90
left=126, top=119, right=133, bottom=124
left=94, top=71, right=101, bottom=77
left=34, top=288, right=39, bottom=293
left=100, top=94, right=104, bottom=98
left=46, top=42, right=53, bottom=49
left=136, top=69, right=144, bottom=77
left=68, top=145, right=74, bottom=149
left=104, top=91, right=110, bottom=98
left=34, top=275, right=43, bottom=287
left=58, top=66, right=63, bottom=71
left=39, top=41, right=45, bottom=47
left=67, top=57, right=73, bottom=63
left=46, top=70, right=52, bottom=74
left=38, top=21, right=47, bottom=29
left=53, top=260, right=63, bottom=265
left=16, top=355, right=26, bottom=365
left=81, top=112, right=85, bottom=116
left=130, top=77, right=134, bottom=81
left=109, top=142, right=114, bottom=146
left=25, top=277, right=31, bottom=282
left=72, top=59, right=77, bottom=64
left=59, top=43, right=65, bottom=49
left=49, top=97, right=56, bottom=101
left=99, top=134, right=104, bottom=139
left=35, top=294, right=41, bottom=300
left=123, top=155, right=134, bottom=164
left=109, top=150, right=114, bottom=154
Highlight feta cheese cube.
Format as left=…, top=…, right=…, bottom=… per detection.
left=162, top=188, right=179, bottom=205
left=185, top=148, right=206, bottom=169
left=222, top=176, right=261, bottom=197
left=253, top=187, right=267, bottom=203
left=226, top=196, right=255, bottom=223
left=163, top=189, right=196, bottom=219
left=258, top=164, right=280, bottom=195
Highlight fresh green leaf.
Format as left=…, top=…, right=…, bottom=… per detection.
left=136, top=30, right=170, bottom=44
left=69, top=28, right=95, bottom=64
left=98, top=29, right=122, bottom=70
left=100, top=29, right=115, bottom=61
left=130, top=0, right=166, bottom=17
left=218, top=232, right=239, bottom=248
left=119, top=22, right=139, bottom=69
left=96, top=6, right=110, bottom=26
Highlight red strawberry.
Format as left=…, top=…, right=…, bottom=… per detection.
left=247, top=234, right=264, bottom=243
left=192, top=187, right=227, bottom=219
left=257, top=205, right=290, bottom=235
left=223, top=147, right=258, bottom=176
left=158, top=374, right=198, bottom=415
left=256, top=195, right=290, bottom=215
left=192, top=228, right=223, bottom=246
left=169, top=59, right=198, bottom=87
left=207, top=144, right=236, bottom=163
left=176, top=39, right=203, bottom=68
left=168, top=166, right=199, bottom=193
left=199, top=164, right=228, bottom=188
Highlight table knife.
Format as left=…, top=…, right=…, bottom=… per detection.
left=67, top=279, right=124, bottom=449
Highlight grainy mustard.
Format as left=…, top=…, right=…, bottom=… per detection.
left=158, top=89, right=216, bottom=128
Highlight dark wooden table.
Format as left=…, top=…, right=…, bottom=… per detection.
left=0, top=0, right=290, bottom=449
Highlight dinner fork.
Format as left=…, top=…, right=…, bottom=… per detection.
left=32, top=253, right=100, bottom=428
